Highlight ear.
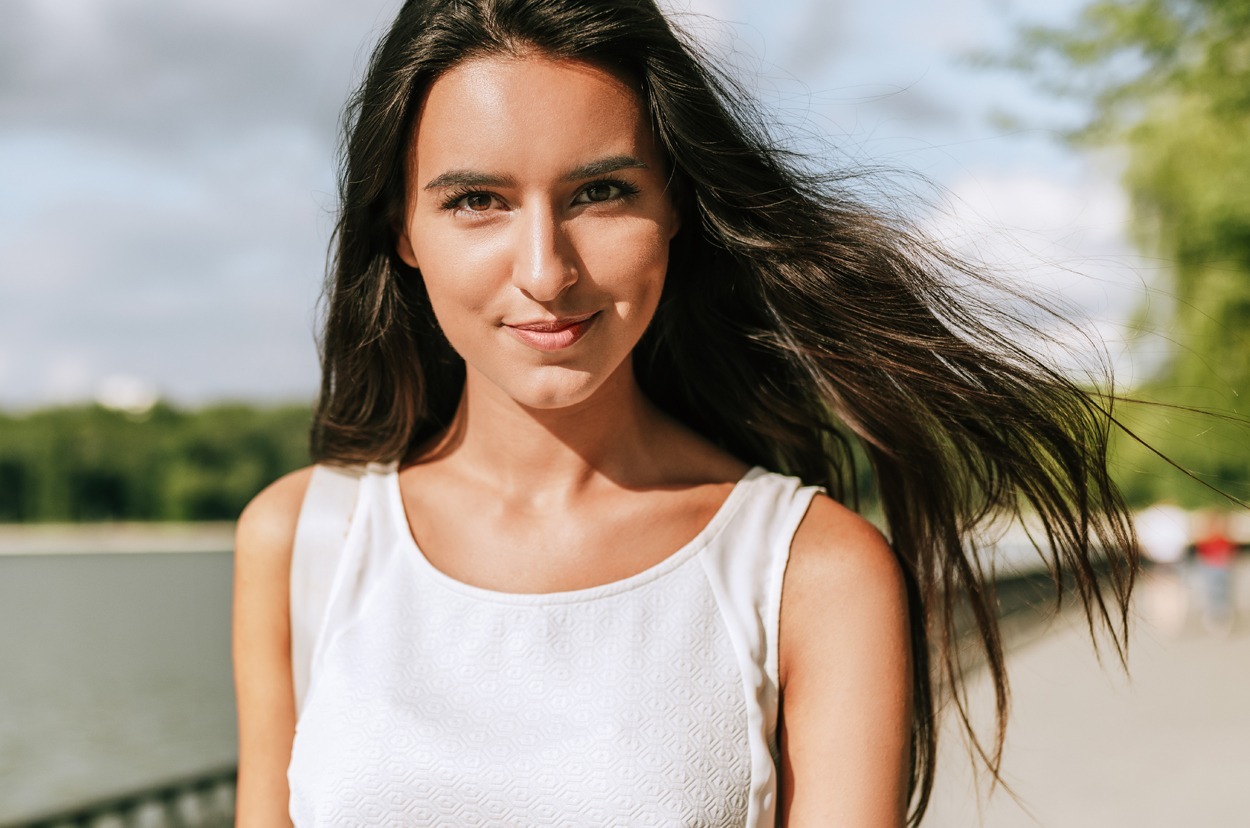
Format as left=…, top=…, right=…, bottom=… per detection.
left=396, top=224, right=420, bottom=269
left=666, top=200, right=682, bottom=241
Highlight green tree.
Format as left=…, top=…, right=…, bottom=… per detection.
left=0, top=403, right=312, bottom=523
left=1010, top=0, right=1250, bottom=506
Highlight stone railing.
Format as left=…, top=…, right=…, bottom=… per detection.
left=5, top=766, right=236, bottom=828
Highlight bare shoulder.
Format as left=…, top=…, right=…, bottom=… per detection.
left=232, top=466, right=314, bottom=826
left=777, top=494, right=912, bottom=825
left=786, top=494, right=904, bottom=611
left=232, top=464, right=314, bottom=643
left=235, top=465, right=316, bottom=564
left=780, top=494, right=908, bottom=685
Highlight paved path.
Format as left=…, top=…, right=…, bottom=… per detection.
left=924, top=559, right=1250, bottom=827
left=0, top=522, right=234, bottom=555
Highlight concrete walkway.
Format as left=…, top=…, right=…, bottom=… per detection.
left=0, top=522, right=235, bottom=555
left=924, top=559, right=1250, bottom=827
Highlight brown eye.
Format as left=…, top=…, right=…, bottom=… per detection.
left=463, top=193, right=494, bottom=211
left=583, top=183, right=616, bottom=202
left=573, top=180, right=638, bottom=206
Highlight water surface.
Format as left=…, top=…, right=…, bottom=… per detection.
left=0, top=550, right=236, bottom=823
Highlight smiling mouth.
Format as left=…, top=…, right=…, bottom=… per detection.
left=504, top=312, right=600, bottom=351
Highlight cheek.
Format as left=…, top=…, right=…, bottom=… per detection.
left=411, top=227, right=508, bottom=328
left=573, top=219, right=671, bottom=308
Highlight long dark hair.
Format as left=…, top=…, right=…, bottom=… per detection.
left=312, top=0, right=1137, bottom=822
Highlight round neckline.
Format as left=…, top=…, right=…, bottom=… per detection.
left=385, top=465, right=765, bottom=605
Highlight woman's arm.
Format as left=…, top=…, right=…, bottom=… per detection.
left=778, top=495, right=913, bottom=827
left=232, top=467, right=313, bottom=827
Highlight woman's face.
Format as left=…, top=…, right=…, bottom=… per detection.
left=398, top=54, right=680, bottom=411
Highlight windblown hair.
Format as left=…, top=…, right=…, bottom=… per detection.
left=312, top=0, right=1137, bottom=821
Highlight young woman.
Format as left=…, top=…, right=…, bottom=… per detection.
left=233, top=1, right=1137, bottom=825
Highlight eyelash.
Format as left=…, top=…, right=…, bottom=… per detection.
left=438, top=178, right=641, bottom=213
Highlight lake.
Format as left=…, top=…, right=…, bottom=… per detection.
left=0, top=538, right=236, bottom=825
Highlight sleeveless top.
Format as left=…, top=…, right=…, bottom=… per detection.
left=287, top=462, right=821, bottom=827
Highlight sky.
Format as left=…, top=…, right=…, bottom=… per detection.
left=0, top=0, right=1153, bottom=410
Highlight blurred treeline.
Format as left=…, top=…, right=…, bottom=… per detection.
left=0, top=403, right=310, bottom=522
left=1010, top=0, right=1250, bottom=508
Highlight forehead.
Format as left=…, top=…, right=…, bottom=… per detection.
left=411, top=55, right=660, bottom=182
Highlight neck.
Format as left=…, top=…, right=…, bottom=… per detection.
left=425, top=360, right=670, bottom=500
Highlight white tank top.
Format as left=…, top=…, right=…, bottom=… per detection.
left=287, top=462, right=820, bottom=827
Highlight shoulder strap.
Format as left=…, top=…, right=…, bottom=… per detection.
left=703, top=469, right=821, bottom=687
left=696, top=468, right=821, bottom=826
left=290, top=464, right=364, bottom=715
left=761, top=478, right=821, bottom=689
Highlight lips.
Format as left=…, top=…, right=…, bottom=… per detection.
left=504, top=311, right=599, bottom=351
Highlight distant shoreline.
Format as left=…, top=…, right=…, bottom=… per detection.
left=0, top=522, right=235, bottom=556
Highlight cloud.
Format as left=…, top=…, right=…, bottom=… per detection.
left=0, top=137, right=329, bottom=405
left=920, top=164, right=1154, bottom=381
left=771, top=0, right=851, bottom=77
left=0, top=0, right=399, bottom=406
left=0, top=0, right=1138, bottom=406
left=928, top=166, right=1144, bottom=303
left=0, top=0, right=398, bottom=155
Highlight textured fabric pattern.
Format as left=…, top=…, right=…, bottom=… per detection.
left=288, top=465, right=820, bottom=827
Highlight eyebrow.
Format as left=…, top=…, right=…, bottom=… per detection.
left=563, top=155, right=649, bottom=181
left=421, top=155, right=649, bottom=191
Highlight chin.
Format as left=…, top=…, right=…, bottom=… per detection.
left=464, top=346, right=636, bottom=412
left=507, top=368, right=603, bottom=411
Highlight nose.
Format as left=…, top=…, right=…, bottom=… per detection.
left=511, top=205, right=578, bottom=302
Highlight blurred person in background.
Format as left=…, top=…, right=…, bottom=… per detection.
left=1135, top=500, right=1190, bottom=635
left=1193, top=511, right=1236, bottom=636
left=231, top=1, right=1139, bottom=825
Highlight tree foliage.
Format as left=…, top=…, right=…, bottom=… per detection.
left=1012, top=0, right=1250, bottom=506
left=0, top=403, right=311, bottom=522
